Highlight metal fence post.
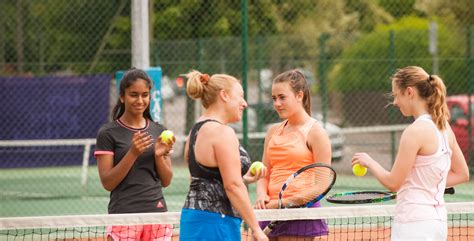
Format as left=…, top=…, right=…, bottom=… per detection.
left=467, top=27, right=473, bottom=172
left=318, top=33, right=330, bottom=126
left=241, top=0, right=249, bottom=148
left=388, top=30, right=397, bottom=164
left=256, top=36, right=265, bottom=132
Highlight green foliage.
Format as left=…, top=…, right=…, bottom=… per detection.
left=153, top=1, right=239, bottom=40
left=378, top=0, right=418, bottom=18
left=344, top=0, right=394, bottom=32
left=1, top=1, right=125, bottom=75
left=1, top=0, right=472, bottom=79
left=329, top=16, right=468, bottom=94
left=415, top=0, right=474, bottom=28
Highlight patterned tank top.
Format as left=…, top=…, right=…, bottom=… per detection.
left=183, top=119, right=251, bottom=217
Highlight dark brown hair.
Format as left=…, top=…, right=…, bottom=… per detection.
left=112, top=68, right=153, bottom=121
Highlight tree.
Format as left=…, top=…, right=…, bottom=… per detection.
left=1, top=1, right=126, bottom=75
left=331, top=16, right=467, bottom=93
left=329, top=16, right=468, bottom=125
left=378, top=0, right=418, bottom=19
left=415, top=0, right=474, bottom=28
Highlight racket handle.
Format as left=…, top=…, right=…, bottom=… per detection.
left=444, top=187, right=455, bottom=195
left=263, top=226, right=271, bottom=235
left=263, top=221, right=279, bottom=235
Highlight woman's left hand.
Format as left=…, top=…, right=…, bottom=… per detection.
left=242, top=165, right=267, bottom=184
left=265, top=199, right=279, bottom=209
left=154, top=135, right=175, bottom=157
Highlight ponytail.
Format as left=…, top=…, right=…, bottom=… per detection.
left=427, top=75, right=449, bottom=130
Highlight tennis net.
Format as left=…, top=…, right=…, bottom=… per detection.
left=1, top=202, right=473, bottom=240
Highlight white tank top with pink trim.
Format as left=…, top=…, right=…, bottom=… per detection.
left=394, top=114, right=452, bottom=223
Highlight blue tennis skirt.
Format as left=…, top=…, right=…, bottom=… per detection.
left=180, top=208, right=242, bottom=241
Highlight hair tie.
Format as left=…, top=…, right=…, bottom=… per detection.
left=200, top=74, right=210, bottom=85
left=427, top=75, right=433, bottom=84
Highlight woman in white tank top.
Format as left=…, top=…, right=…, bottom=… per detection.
left=351, top=66, right=470, bottom=241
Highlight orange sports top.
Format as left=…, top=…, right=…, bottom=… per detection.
left=266, top=118, right=317, bottom=200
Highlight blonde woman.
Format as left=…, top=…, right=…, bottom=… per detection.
left=179, top=70, right=268, bottom=241
left=352, top=66, right=470, bottom=240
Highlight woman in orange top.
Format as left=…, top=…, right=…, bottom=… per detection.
left=255, top=69, right=332, bottom=240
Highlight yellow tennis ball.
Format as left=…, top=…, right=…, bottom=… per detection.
left=250, top=161, right=265, bottom=175
left=352, top=163, right=367, bottom=177
left=160, top=130, right=174, bottom=144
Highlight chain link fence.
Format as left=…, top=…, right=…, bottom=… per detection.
left=1, top=0, right=473, bottom=217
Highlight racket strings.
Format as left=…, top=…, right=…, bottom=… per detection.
left=282, top=167, right=335, bottom=207
left=329, top=193, right=387, bottom=201
left=326, top=191, right=396, bottom=204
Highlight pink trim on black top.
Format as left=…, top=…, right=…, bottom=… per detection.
left=116, top=118, right=149, bottom=131
left=94, top=150, right=114, bottom=157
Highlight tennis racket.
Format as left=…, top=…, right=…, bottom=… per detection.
left=263, top=163, right=336, bottom=235
left=326, top=187, right=455, bottom=204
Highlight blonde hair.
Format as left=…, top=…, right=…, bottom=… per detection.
left=186, top=70, right=239, bottom=108
left=391, top=66, right=449, bottom=130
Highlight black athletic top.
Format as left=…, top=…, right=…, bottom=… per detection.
left=183, top=119, right=251, bottom=217
left=95, top=119, right=168, bottom=214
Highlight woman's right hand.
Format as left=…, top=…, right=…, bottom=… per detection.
left=130, top=131, right=153, bottom=156
left=251, top=228, right=269, bottom=241
left=243, top=166, right=268, bottom=184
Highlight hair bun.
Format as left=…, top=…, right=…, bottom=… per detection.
left=427, top=75, right=436, bottom=85
left=200, top=74, right=210, bottom=85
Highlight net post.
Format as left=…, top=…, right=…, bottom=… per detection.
left=81, top=142, right=92, bottom=192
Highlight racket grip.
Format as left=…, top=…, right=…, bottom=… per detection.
left=263, top=221, right=278, bottom=235
left=444, top=187, right=455, bottom=195
left=263, top=226, right=272, bottom=235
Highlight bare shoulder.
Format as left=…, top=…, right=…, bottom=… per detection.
left=307, top=119, right=330, bottom=149
left=266, top=122, right=280, bottom=137
left=401, top=120, right=432, bottom=144
left=309, top=119, right=329, bottom=138
left=201, top=121, right=237, bottom=141
left=405, top=120, right=430, bottom=134
left=219, top=124, right=237, bottom=136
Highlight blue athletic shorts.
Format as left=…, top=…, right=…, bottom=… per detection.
left=180, top=208, right=242, bottom=241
